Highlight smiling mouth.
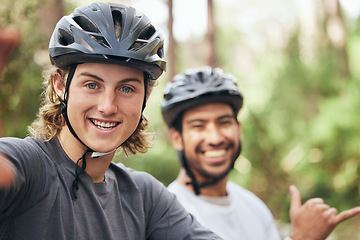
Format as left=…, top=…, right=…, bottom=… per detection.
left=204, top=149, right=226, bottom=157
left=91, top=119, right=120, bottom=130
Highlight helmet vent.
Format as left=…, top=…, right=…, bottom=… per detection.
left=129, top=39, right=145, bottom=51
left=139, top=25, right=155, bottom=40
left=58, top=28, right=75, bottom=46
left=156, top=40, right=165, bottom=58
left=129, top=26, right=156, bottom=51
left=111, top=10, right=123, bottom=40
left=198, top=72, right=205, bottom=82
left=148, top=41, right=164, bottom=58
left=73, top=15, right=100, bottom=33
left=163, top=93, right=172, bottom=101
left=89, top=35, right=111, bottom=48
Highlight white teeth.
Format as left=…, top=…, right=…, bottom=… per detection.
left=92, top=119, right=117, bottom=129
left=204, top=150, right=226, bottom=157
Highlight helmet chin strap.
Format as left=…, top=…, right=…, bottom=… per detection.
left=58, top=64, right=147, bottom=199
left=181, top=141, right=242, bottom=195
left=90, top=150, right=116, bottom=158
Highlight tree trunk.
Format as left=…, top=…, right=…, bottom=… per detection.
left=167, top=0, right=176, bottom=82
left=323, top=0, right=349, bottom=77
left=206, top=0, right=216, bottom=68
left=38, top=0, right=65, bottom=40
left=298, top=0, right=349, bottom=77
left=297, top=0, right=321, bottom=65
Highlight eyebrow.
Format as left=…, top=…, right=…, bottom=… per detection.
left=218, top=114, right=236, bottom=120
left=185, top=114, right=235, bottom=124
left=79, top=72, right=142, bottom=84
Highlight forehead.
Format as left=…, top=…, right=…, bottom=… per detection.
left=182, top=102, right=234, bottom=122
left=75, top=62, right=144, bottom=81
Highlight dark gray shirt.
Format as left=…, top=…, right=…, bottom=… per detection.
left=0, top=137, right=221, bottom=240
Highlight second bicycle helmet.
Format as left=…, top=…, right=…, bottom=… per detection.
left=162, top=66, right=243, bottom=127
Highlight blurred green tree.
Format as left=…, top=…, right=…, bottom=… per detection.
left=0, top=0, right=65, bottom=137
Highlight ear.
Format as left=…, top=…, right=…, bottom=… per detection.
left=145, top=83, right=154, bottom=103
left=237, top=121, right=242, bottom=141
left=52, top=71, right=65, bottom=101
left=169, top=128, right=184, bottom=151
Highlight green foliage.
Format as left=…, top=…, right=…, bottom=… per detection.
left=0, top=0, right=45, bottom=137
left=227, top=21, right=360, bottom=236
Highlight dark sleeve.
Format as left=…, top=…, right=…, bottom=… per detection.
left=132, top=171, right=223, bottom=240
left=0, top=137, right=45, bottom=219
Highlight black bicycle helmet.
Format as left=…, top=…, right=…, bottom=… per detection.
left=161, top=66, right=243, bottom=127
left=49, top=2, right=166, bottom=80
left=161, top=67, right=244, bottom=195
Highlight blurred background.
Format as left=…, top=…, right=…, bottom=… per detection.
left=1, top=0, right=359, bottom=238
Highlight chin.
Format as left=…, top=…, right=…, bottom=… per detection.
left=87, top=143, right=117, bottom=154
left=206, top=167, right=230, bottom=178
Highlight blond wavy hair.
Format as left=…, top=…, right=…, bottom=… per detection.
left=29, top=65, right=155, bottom=155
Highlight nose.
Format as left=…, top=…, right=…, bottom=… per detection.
left=205, top=124, right=225, bottom=146
left=98, top=92, right=117, bottom=115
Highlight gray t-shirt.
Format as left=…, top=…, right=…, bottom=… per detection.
left=0, top=137, right=221, bottom=240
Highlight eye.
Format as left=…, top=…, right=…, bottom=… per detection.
left=220, top=120, right=232, bottom=125
left=121, top=86, right=133, bottom=93
left=86, top=83, right=98, bottom=89
left=190, top=124, right=205, bottom=130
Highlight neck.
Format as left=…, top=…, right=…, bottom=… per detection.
left=57, top=126, right=87, bottom=161
left=57, top=128, right=115, bottom=183
left=83, top=154, right=114, bottom=182
left=176, top=169, right=228, bottom=197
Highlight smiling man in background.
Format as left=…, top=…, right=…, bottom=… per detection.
left=161, top=66, right=360, bottom=240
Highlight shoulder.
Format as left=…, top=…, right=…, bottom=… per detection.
left=0, top=137, right=61, bottom=183
left=227, top=181, right=260, bottom=199
left=0, top=136, right=38, bottom=150
left=0, top=137, right=45, bottom=161
left=113, top=162, right=167, bottom=193
left=0, top=137, right=59, bottom=209
left=114, top=163, right=159, bottom=182
left=167, top=180, right=191, bottom=196
left=227, top=181, right=273, bottom=212
left=111, top=163, right=180, bottom=220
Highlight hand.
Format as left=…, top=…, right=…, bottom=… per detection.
left=0, top=153, right=16, bottom=188
left=289, top=185, right=360, bottom=240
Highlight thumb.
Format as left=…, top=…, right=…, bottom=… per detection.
left=289, top=185, right=302, bottom=216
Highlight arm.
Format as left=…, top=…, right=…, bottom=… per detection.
left=0, top=152, right=16, bottom=188
left=150, top=189, right=222, bottom=239
left=288, top=185, right=360, bottom=240
left=138, top=172, right=222, bottom=240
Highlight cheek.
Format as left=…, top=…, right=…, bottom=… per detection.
left=67, top=94, right=92, bottom=115
left=183, top=132, right=202, bottom=149
left=121, top=98, right=144, bottom=118
left=225, top=125, right=239, bottom=138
